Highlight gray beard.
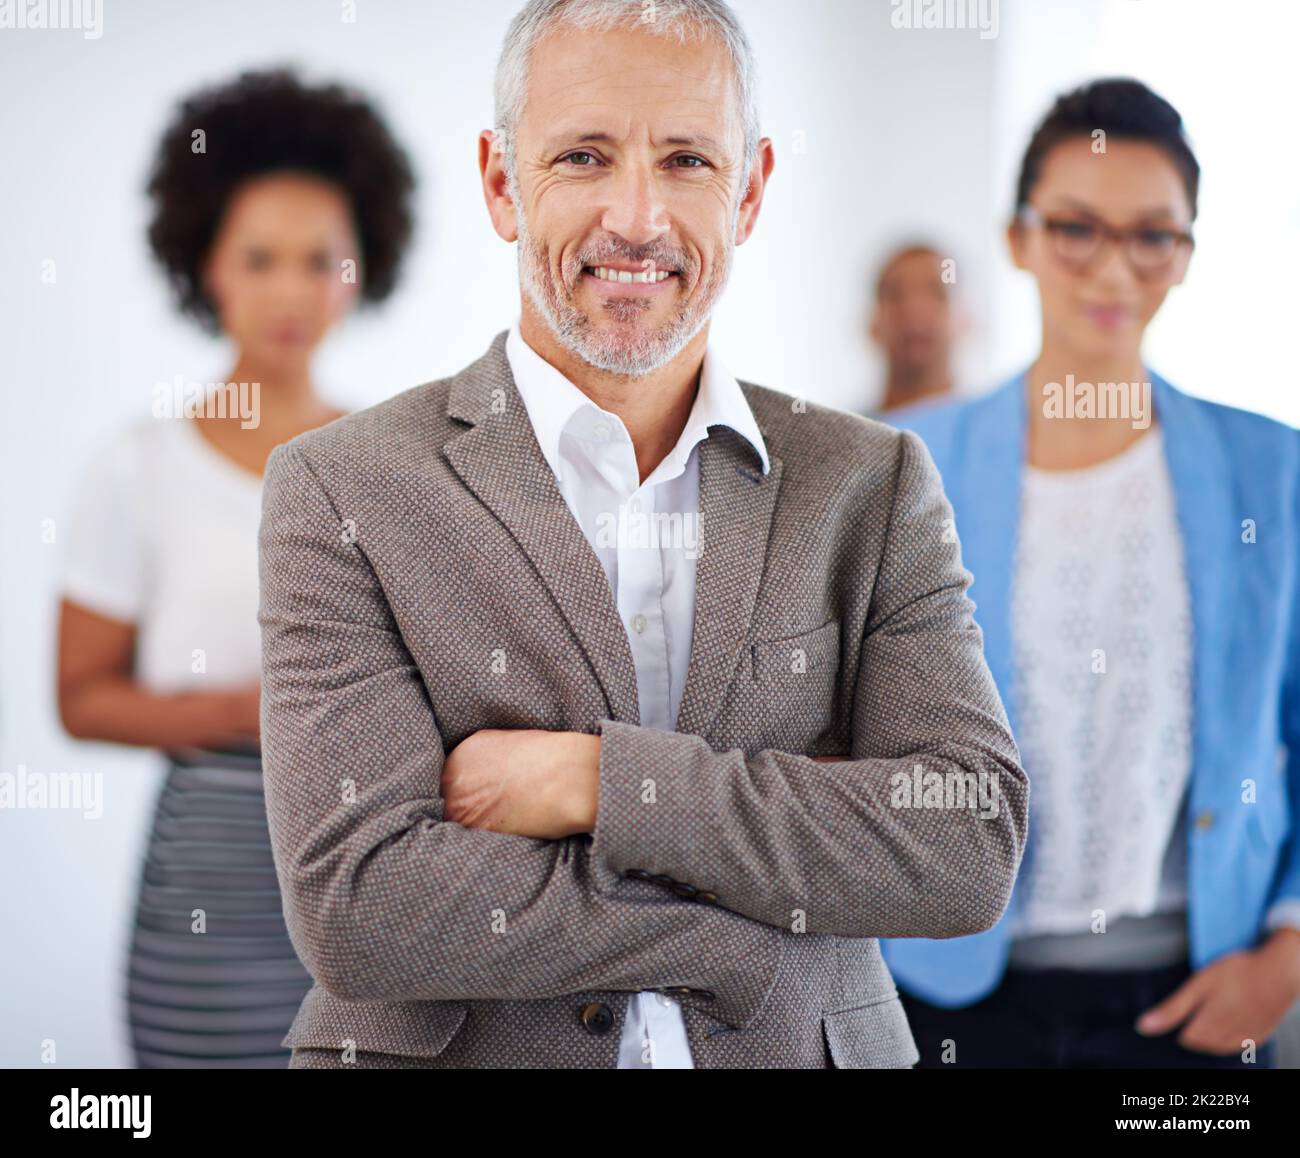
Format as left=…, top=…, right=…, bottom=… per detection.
left=514, top=204, right=735, bottom=378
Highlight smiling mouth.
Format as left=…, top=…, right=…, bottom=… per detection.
left=583, top=265, right=677, bottom=284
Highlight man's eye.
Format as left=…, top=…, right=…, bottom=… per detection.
left=671, top=155, right=708, bottom=168
left=561, top=151, right=599, bottom=166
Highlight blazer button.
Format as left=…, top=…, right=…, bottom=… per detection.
left=579, top=1002, right=615, bottom=1035
left=625, top=869, right=653, bottom=881
left=696, top=891, right=718, bottom=905
left=670, top=882, right=698, bottom=898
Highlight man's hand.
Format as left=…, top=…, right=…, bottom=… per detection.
left=442, top=728, right=600, bottom=839
left=1136, top=928, right=1300, bottom=1055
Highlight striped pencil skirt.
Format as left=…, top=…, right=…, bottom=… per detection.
left=123, top=744, right=313, bottom=1068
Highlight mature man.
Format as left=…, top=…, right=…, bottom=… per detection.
left=258, top=0, right=1027, bottom=1069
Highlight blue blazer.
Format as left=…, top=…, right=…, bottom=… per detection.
left=879, top=370, right=1300, bottom=1007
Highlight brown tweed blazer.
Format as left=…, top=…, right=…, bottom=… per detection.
left=257, top=329, right=1028, bottom=1069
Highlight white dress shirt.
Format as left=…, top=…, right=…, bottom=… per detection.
left=504, top=321, right=769, bottom=1068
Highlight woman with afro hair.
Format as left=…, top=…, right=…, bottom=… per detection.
left=54, top=68, right=416, bottom=1068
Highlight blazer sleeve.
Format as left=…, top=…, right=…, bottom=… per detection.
left=257, top=441, right=784, bottom=1025
left=588, top=428, right=1030, bottom=939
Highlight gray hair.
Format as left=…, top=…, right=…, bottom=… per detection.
left=493, top=0, right=760, bottom=194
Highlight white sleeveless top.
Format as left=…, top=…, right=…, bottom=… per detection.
left=1008, top=424, right=1194, bottom=938
left=57, top=416, right=265, bottom=693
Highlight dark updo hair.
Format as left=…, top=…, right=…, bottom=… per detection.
left=146, top=67, right=416, bottom=333
left=1014, top=77, right=1200, bottom=221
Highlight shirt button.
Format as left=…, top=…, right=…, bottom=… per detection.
left=655, top=993, right=676, bottom=1008
left=631, top=614, right=647, bottom=634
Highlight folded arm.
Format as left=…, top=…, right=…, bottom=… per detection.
left=587, top=429, right=1030, bottom=940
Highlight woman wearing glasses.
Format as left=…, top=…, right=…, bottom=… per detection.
left=881, top=78, right=1300, bottom=1068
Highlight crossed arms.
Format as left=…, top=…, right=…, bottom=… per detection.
left=256, top=432, right=1028, bottom=1020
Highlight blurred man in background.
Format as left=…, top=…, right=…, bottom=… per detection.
left=867, top=241, right=965, bottom=414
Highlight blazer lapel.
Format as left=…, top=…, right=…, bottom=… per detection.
left=441, top=331, right=642, bottom=726
left=674, top=419, right=784, bottom=736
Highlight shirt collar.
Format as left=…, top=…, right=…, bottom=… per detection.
left=505, top=321, right=770, bottom=486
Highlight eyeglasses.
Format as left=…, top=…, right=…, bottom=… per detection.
left=1017, top=205, right=1194, bottom=279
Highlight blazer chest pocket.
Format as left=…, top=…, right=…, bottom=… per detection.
left=742, top=619, right=841, bottom=752
left=822, top=993, right=919, bottom=1069
left=283, top=984, right=469, bottom=1061
left=751, top=619, right=840, bottom=685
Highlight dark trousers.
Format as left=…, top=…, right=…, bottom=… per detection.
left=899, top=961, right=1277, bottom=1068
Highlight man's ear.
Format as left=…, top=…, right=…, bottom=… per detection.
left=479, top=129, right=518, bottom=243
left=734, top=136, right=775, bottom=245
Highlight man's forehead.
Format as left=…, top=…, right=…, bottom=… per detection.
left=880, top=250, right=944, bottom=289
left=520, top=25, right=740, bottom=143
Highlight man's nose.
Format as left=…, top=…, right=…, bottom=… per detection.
left=600, top=163, right=670, bottom=247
